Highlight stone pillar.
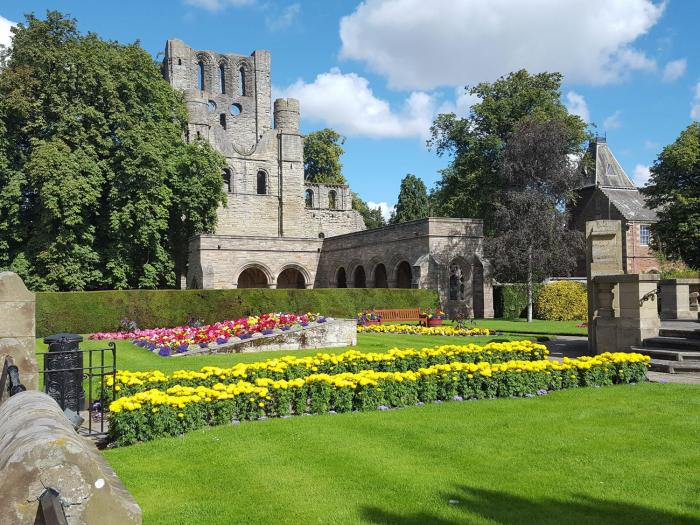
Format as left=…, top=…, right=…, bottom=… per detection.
left=0, top=272, right=38, bottom=390
left=660, top=279, right=698, bottom=320
left=690, top=292, right=699, bottom=316
left=593, top=280, right=618, bottom=354
left=586, top=221, right=624, bottom=353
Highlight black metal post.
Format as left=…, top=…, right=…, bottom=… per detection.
left=43, top=334, right=85, bottom=412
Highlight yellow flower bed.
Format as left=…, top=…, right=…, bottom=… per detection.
left=108, top=340, right=547, bottom=397
left=108, top=351, right=650, bottom=446
left=357, top=324, right=494, bottom=336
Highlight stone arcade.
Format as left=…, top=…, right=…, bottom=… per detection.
left=162, top=39, right=494, bottom=318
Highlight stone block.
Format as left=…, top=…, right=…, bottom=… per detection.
left=0, top=391, right=142, bottom=525
left=0, top=273, right=37, bottom=390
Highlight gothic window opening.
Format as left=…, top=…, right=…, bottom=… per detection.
left=222, top=169, right=231, bottom=192
left=178, top=58, right=182, bottom=66
left=257, top=171, right=267, bottom=195
left=239, top=66, right=246, bottom=96
left=197, top=61, right=205, bottom=91
left=219, top=64, right=226, bottom=94
left=219, top=114, right=227, bottom=129
left=305, top=189, right=314, bottom=208
left=336, top=267, right=347, bottom=288
left=328, top=190, right=337, bottom=210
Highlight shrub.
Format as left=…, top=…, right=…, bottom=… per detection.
left=35, top=288, right=439, bottom=337
left=493, top=283, right=543, bottom=319
left=535, top=281, right=587, bottom=321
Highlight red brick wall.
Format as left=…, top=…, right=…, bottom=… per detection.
left=624, top=222, right=658, bottom=274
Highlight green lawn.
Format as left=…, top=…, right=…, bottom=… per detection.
left=35, top=333, right=543, bottom=374
left=383, top=318, right=587, bottom=336
left=103, top=382, right=700, bottom=525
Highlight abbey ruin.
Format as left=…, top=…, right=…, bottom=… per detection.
left=162, top=39, right=494, bottom=317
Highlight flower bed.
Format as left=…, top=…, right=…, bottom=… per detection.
left=106, top=341, right=549, bottom=399
left=358, top=324, right=495, bottom=336
left=108, top=351, right=649, bottom=446
left=90, top=313, right=325, bottom=354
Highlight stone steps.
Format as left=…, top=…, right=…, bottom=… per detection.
left=647, top=359, right=700, bottom=374
left=630, top=346, right=700, bottom=362
left=659, top=328, right=700, bottom=339
left=634, top=331, right=700, bottom=374
left=643, top=336, right=700, bottom=351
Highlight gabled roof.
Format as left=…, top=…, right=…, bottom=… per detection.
left=601, top=188, right=657, bottom=222
left=579, top=137, right=636, bottom=189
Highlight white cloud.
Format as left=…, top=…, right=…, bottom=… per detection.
left=266, top=3, right=300, bottom=31
left=603, top=110, right=622, bottom=130
left=565, top=91, right=589, bottom=123
left=662, top=58, right=686, bottom=82
left=436, top=86, right=480, bottom=116
left=633, top=164, right=651, bottom=186
left=367, top=201, right=395, bottom=221
left=0, top=15, right=16, bottom=48
left=692, top=82, right=700, bottom=121
left=340, top=0, right=664, bottom=90
left=183, top=0, right=254, bottom=12
left=277, top=68, right=437, bottom=139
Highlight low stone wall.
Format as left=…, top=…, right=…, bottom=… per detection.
left=172, top=318, right=357, bottom=356
left=0, top=391, right=142, bottom=525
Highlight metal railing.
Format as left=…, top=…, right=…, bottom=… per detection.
left=39, top=487, right=68, bottom=525
left=36, top=343, right=116, bottom=436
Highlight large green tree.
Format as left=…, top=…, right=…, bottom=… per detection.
left=390, top=174, right=429, bottom=224
left=351, top=193, right=386, bottom=230
left=428, top=70, right=587, bottom=232
left=641, top=123, right=700, bottom=269
left=0, top=12, right=226, bottom=291
left=303, top=128, right=346, bottom=184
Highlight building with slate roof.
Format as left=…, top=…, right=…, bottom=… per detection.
left=570, top=137, right=658, bottom=275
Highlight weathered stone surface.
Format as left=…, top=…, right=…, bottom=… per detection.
left=0, top=391, right=141, bottom=525
left=0, top=272, right=37, bottom=390
left=660, top=279, right=700, bottom=320
left=172, top=318, right=357, bottom=356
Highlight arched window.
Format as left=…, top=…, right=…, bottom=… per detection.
left=257, top=171, right=267, bottom=195
left=219, top=114, right=227, bottom=130
left=336, top=267, right=347, bottom=288
left=328, top=190, right=337, bottom=210
left=219, top=64, right=226, bottom=94
left=197, top=61, right=205, bottom=91
left=305, top=189, right=314, bottom=208
left=222, top=169, right=231, bottom=192
left=239, top=66, right=246, bottom=96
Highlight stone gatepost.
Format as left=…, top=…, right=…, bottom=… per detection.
left=0, top=272, right=38, bottom=390
left=659, top=279, right=700, bottom=320
left=593, top=274, right=661, bottom=353
left=586, top=221, right=624, bottom=353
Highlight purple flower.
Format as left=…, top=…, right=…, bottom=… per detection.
left=216, top=337, right=228, bottom=345
left=300, top=322, right=309, bottom=327
left=537, top=389, right=549, bottom=396
left=261, top=329, right=274, bottom=335
left=198, top=342, right=209, bottom=348
left=317, top=317, right=327, bottom=323
left=158, top=347, right=171, bottom=357
left=176, top=344, right=189, bottom=353
left=281, top=326, right=291, bottom=331
left=452, top=395, right=463, bottom=401
left=239, top=333, right=252, bottom=340
left=377, top=405, right=389, bottom=411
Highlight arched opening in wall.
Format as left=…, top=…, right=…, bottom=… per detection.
left=374, top=264, right=388, bottom=288
left=277, top=268, right=306, bottom=289
left=222, top=169, right=231, bottom=192
left=305, top=189, right=314, bottom=208
left=197, top=61, right=205, bottom=91
left=395, top=261, right=412, bottom=288
left=219, top=114, right=227, bottom=130
left=353, top=266, right=366, bottom=288
left=239, top=66, right=246, bottom=96
left=257, top=171, right=267, bottom=195
left=472, top=258, right=485, bottom=318
left=328, top=190, right=337, bottom=210
left=237, top=267, right=268, bottom=288
left=448, top=260, right=468, bottom=302
left=219, top=64, right=226, bottom=94
left=336, top=267, right=347, bottom=288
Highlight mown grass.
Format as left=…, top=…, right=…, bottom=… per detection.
left=103, top=382, right=700, bottom=525
left=383, top=318, right=586, bottom=336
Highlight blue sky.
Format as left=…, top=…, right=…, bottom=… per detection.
left=1, top=0, right=699, bottom=218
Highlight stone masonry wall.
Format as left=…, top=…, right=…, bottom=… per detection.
left=0, top=272, right=38, bottom=390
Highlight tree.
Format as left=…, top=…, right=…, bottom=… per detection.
left=485, top=119, right=584, bottom=321
left=428, top=70, right=587, bottom=232
left=303, top=128, right=347, bottom=184
left=390, top=174, right=429, bottom=224
left=351, top=192, right=386, bottom=230
left=641, top=123, right=700, bottom=269
left=0, top=12, right=226, bottom=290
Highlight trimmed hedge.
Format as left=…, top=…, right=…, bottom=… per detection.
left=493, top=284, right=544, bottom=319
left=535, top=281, right=587, bottom=321
left=36, top=288, right=438, bottom=337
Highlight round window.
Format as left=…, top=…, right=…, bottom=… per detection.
left=230, top=103, right=242, bottom=116
left=207, top=100, right=217, bottom=113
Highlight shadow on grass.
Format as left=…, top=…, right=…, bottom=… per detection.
left=362, top=485, right=700, bottom=525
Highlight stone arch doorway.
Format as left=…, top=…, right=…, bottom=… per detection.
left=237, top=267, right=269, bottom=288
left=353, top=266, right=366, bottom=288
left=277, top=268, right=306, bottom=289
left=395, top=261, right=412, bottom=288
left=374, top=264, right=388, bottom=288
left=336, top=267, right=347, bottom=288
left=472, top=258, right=485, bottom=318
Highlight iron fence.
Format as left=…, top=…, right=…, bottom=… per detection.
left=36, top=343, right=116, bottom=436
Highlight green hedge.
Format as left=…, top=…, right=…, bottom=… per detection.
left=36, top=288, right=438, bottom=337
left=493, top=284, right=544, bottom=319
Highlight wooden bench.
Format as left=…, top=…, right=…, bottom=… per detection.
left=372, top=308, right=420, bottom=323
